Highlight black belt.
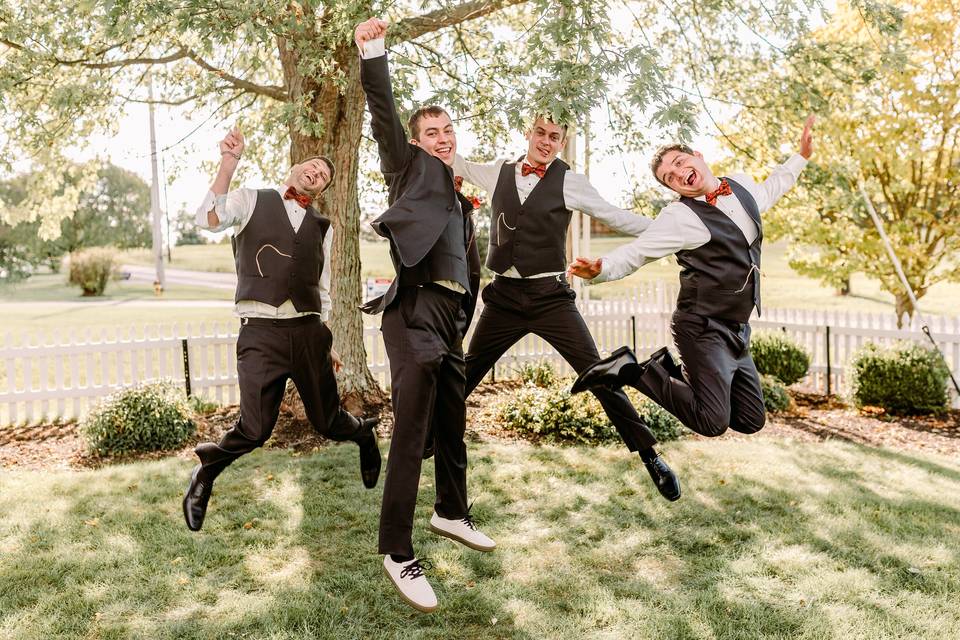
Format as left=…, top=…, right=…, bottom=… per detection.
left=240, top=315, right=321, bottom=327
left=494, top=273, right=565, bottom=284
left=414, top=283, right=466, bottom=301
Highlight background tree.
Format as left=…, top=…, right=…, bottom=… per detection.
left=0, top=0, right=900, bottom=401
left=173, top=209, right=208, bottom=246
left=713, top=0, right=955, bottom=326
left=0, top=161, right=151, bottom=278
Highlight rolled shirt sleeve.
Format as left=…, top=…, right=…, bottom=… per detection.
left=195, top=188, right=257, bottom=233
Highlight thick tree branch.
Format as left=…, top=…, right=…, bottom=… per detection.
left=0, top=38, right=189, bottom=68
left=394, top=0, right=530, bottom=42
left=183, top=49, right=286, bottom=100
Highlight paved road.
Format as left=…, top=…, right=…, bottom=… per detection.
left=122, top=264, right=236, bottom=290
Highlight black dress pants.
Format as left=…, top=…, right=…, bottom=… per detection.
left=379, top=285, right=470, bottom=558
left=465, top=275, right=658, bottom=451
left=195, top=316, right=363, bottom=479
left=635, top=310, right=766, bottom=437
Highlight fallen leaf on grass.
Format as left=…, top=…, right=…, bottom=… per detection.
left=177, top=577, right=190, bottom=585
left=243, top=521, right=254, bottom=529
left=84, top=518, right=99, bottom=527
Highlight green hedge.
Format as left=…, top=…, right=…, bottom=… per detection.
left=68, top=247, right=116, bottom=296
left=751, top=331, right=811, bottom=385
left=849, top=342, right=950, bottom=415
left=82, top=380, right=196, bottom=456
left=498, top=381, right=684, bottom=446
left=759, top=374, right=791, bottom=412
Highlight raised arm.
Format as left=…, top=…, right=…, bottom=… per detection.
left=751, top=115, right=815, bottom=214
left=194, top=128, right=255, bottom=232
left=355, top=18, right=414, bottom=175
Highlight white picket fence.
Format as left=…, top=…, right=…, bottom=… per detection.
left=2, top=280, right=958, bottom=425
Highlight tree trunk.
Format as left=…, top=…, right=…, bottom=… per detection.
left=278, top=38, right=387, bottom=417
left=835, top=276, right=851, bottom=297
left=894, top=292, right=914, bottom=329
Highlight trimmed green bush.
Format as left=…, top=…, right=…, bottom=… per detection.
left=68, top=247, right=116, bottom=296
left=499, top=382, right=684, bottom=445
left=751, top=331, right=811, bottom=385
left=82, top=380, right=196, bottom=456
left=849, top=342, right=950, bottom=415
left=626, top=388, right=685, bottom=441
left=515, top=360, right=557, bottom=388
left=759, top=374, right=791, bottom=412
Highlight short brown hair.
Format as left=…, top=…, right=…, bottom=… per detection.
left=408, top=105, right=450, bottom=140
left=650, top=143, right=694, bottom=187
left=300, top=155, right=336, bottom=193
left=529, top=113, right=569, bottom=139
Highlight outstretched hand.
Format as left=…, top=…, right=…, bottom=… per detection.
left=219, top=127, right=244, bottom=161
left=799, top=115, right=815, bottom=159
left=355, top=17, right=388, bottom=51
left=567, top=257, right=602, bottom=281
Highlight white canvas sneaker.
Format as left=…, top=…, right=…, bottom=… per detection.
left=429, top=510, right=496, bottom=552
left=382, top=555, right=438, bottom=613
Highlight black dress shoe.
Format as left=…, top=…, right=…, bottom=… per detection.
left=356, top=418, right=382, bottom=489
left=570, top=346, right=641, bottom=394
left=650, top=346, right=683, bottom=380
left=643, top=455, right=681, bottom=502
left=183, top=464, right=214, bottom=531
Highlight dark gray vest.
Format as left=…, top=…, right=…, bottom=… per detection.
left=487, top=158, right=572, bottom=276
left=397, top=201, right=471, bottom=294
left=675, top=178, right=762, bottom=323
left=233, top=189, right=330, bottom=312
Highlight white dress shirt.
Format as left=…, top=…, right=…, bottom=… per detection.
left=452, top=154, right=651, bottom=278
left=195, top=186, right=333, bottom=320
left=594, top=155, right=808, bottom=283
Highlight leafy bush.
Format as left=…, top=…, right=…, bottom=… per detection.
left=68, top=247, right=116, bottom=296
left=751, top=331, right=811, bottom=385
left=499, top=382, right=684, bottom=446
left=849, top=342, right=950, bottom=415
left=759, top=374, right=791, bottom=412
left=82, top=380, right=196, bottom=456
left=188, top=394, right=219, bottom=416
left=515, top=360, right=557, bottom=388
left=625, top=388, right=685, bottom=441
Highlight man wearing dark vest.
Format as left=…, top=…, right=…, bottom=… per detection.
left=356, top=18, right=491, bottom=613
left=448, top=116, right=680, bottom=502
left=569, top=116, right=815, bottom=440
left=181, top=127, right=381, bottom=532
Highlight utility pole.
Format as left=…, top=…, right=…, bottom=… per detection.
left=148, top=75, right=166, bottom=293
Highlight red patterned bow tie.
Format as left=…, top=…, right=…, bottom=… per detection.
left=283, top=185, right=312, bottom=208
left=705, top=179, right=732, bottom=206
left=521, top=162, right=547, bottom=179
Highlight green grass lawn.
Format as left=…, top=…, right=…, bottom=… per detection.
left=0, top=273, right=234, bottom=303
left=2, top=437, right=959, bottom=639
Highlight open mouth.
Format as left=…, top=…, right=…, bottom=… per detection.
left=684, top=169, right=697, bottom=187
left=537, top=146, right=550, bottom=157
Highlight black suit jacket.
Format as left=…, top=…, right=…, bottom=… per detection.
left=358, top=53, right=481, bottom=324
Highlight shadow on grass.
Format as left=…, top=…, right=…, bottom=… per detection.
left=2, top=439, right=960, bottom=639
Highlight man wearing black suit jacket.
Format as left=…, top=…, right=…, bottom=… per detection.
left=356, top=17, right=492, bottom=613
